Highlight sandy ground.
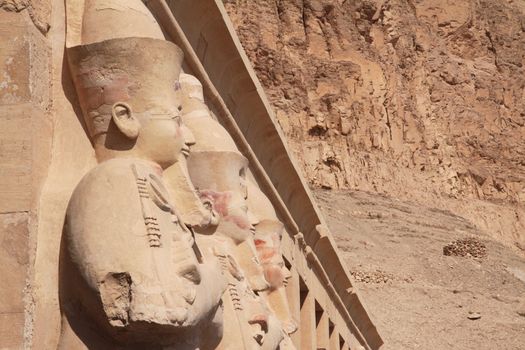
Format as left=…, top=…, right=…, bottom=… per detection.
left=315, top=189, right=525, bottom=350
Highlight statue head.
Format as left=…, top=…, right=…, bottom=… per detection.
left=188, top=151, right=255, bottom=239
left=177, top=73, right=205, bottom=105
left=246, top=181, right=298, bottom=336
left=176, top=73, right=239, bottom=158
left=68, top=37, right=185, bottom=168
left=178, top=77, right=269, bottom=290
left=246, top=181, right=291, bottom=289
left=181, top=101, right=255, bottom=236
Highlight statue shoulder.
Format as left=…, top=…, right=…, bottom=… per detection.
left=71, top=158, right=146, bottom=197
left=67, top=158, right=152, bottom=216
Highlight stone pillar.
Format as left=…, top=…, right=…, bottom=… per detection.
left=328, top=324, right=340, bottom=350
left=315, top=306, right=330, bottom=350
left=299, top=282, right=316, bottom=350
left=286, top=266, right=301, bottom=348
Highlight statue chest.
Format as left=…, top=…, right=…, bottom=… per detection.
left=131, top=163, right=187, bottom=248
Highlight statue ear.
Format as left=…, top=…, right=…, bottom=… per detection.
left=111, top=102, right=140, bottom=139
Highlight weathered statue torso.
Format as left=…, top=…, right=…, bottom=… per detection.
left=62, top=158, right=220, bottom=342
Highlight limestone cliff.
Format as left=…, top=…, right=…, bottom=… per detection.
left=223, top=0, right=525, bottom=250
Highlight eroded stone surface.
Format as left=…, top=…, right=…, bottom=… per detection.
left=0, top=212, right=29, bottom=349
left=224, top=0, right=525, bottom=250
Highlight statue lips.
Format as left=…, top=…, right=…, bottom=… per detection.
left=181, top=144, right=191, bottom=158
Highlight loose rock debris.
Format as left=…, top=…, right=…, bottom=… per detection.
left=443, top=237, right=487, bottom=259
left=351, top=269, right=394, bottom=284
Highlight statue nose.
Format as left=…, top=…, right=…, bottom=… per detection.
left=181, top=125, right=196, bottom=145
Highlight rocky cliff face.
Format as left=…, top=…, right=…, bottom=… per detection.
left=223, top=0, right=525, bottom=250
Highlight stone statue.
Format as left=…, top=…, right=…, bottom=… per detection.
left=59, top=0, right=296, bottom=348
left=171, top=73, right=295, bottom=349
left=176, top=73, right=268, bottom=294
left=60, top=36, right=226, bottom=348
left=246, top=181, right=298, bottom=349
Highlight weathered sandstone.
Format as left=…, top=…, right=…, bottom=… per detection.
left=224, top=0, right=525, bottom=250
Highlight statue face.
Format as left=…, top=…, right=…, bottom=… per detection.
left=200, top=190, right=258, bottom=242
left=180, top=124, right=196, bottom=158
left=134, top=112, right=185, bottom=168
left=253, top=220, right=290, bottom=289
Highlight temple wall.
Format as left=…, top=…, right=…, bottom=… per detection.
left=0, top=4, right=52, bottom=348
left=29, top=0, right=97, bottom=348
left=0, top=1, right=96, bottom=348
